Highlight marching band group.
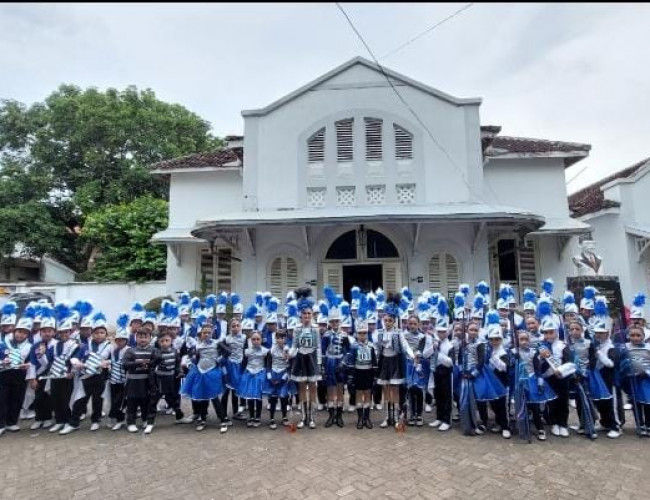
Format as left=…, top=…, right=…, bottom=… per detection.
left=1, top=279, right=650, bottom=443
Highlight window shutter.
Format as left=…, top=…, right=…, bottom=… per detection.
left=321, top=263, right=343, bottom=294
left=382, top=263, right=402, bottom=295
left=394, top=124, right=413, bottom=160
left=268, top=256, right=300, bottom=302
left=364, top=118, right=383, bottom=161
left=518, top=240, right=538, bottom=295
left=429, top=252, right=459, bottom=301
left=215, top=248, right=232, bottom=293
left=308, top=128, right=325, bottom=163
left=335, top=119, right=354, bottom=162
left=200, top=248, right=215, bottom=293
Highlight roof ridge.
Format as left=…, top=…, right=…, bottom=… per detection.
left=570, top=156, right=650, bottom=196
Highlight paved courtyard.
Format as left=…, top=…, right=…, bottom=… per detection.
left=1, top=403, right=650, bottom=500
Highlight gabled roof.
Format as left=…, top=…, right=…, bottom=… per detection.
left=241, top=56, right=482, bottom=117
left=568, top=157, right=650, bottom=218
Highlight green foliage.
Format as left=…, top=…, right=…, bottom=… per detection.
left=144, top=295, right=174, bottom=312
left=82, top=196, right=169, bottom=281
left=0, top=84, right=222, bottom=274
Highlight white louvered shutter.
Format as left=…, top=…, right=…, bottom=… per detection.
left=518, top=240, right=538, bottom=296
left=216, top=248, right=232, bottom=293
left=321, top=263, right=343, bottom=295
left=428, top=253, right=459, bottom=301
left=268, top=257, right=300, bottom=302
left=336, top=119, right=354, bottom=162
left=394, top=124, right=413, bottom=160
left=308, top=128, right=325, bottom=163
left=365, top=118, right=383, bottom=161
left=200, top=248, right=215, bottom=292
left=382, top=263, right=402, bottom=295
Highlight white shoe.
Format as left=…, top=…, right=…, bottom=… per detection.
left=537, top=430, right=547, bottom=441
left=179, top=415, right=196, bottom=424
left=80, top=413, right=86, bottom=421
left=348, top=405, right=356, bottom=413
left=624, top=403, right=633, bottom=411
left=559, top=426, right=569, bottom=438
left=6, top=425, right=20, bottom=432
left=266, top=403, right=271, bottom=411
left=425, top=404, right=432, bottom=413
left=317, top=404, right=324, bottom=411
left=296, top=420, right=305, bottom=429
left=607, top=430, right=621, bottom=439
left=195, top=422, right=206, bottom=432
left=112, top=421, right=124, bottom=431
left=90, top=423, right=100, bottom=432
left=59, top=424, right=78, bottom=435
left=127, top=425, right=139, bottom=433
left=551, top=425, right=560, bottom=436
left=594, top=423, right=605, bottom=432
left=220, top=424, right=229, bottom=434
left=376, top=404, right=383, bottom=411
left=438, top=422, right=451, bottom=432
left=143, top=424, right=154, bottom=435
left=42, top=420, right=54, bottom=429
left=309, top=419, right=316, bottom=429
left=569, top=399, right=576, bottom=409
left=379, top=419, right=388, bottom=428
left=21, top=410, right=36, bottom=420
left=502, top=429, right=512, bottom=439
left=49, top=423, right=64, bottom=433
left=429, top=419, right=442, bottom=428
left=30, top=421, right=43, bottom=430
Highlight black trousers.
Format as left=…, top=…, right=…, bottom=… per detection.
left=408, top=386, right=423, bottom=417
left=545, top=376, right=570, bottom=427
left=50, top=378, right=73, bottom=425
left=33, top=378, right=53, bottom=422
left=126, top=397, right=149, bottom=425
left=70, top=375, right=106, bottom=427
left=148, top=391, right=183, bottom=424
left=489, top=396, right=509, bottom=430
left=194, top=398, right=226, bottom=422
left=0, top=370, right=27, bottom=427
left=317, top=380, right=327, bottom=405
left=108, top=383, right=126, bottom=423
left=269, top=396, right=289, bottom=419
left=373, top=383, right=382, bottom=405
left=434, top=372, right=452, bottom=424
left=221, top=388, right=239, bottom=416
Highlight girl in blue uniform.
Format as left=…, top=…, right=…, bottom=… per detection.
left=219, top=317, right=247, bottom=420
left=238, top=331, right=270, bottom=428
left=621, top=324, right=650, bottom=436
left=264, top=330, right=294, bottom=429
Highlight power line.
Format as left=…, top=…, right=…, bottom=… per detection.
left=380, top=3, right=474, bottom=61
left=335, top=2, right=489, bottom=204
left=566, top=164, right=589, bottom=185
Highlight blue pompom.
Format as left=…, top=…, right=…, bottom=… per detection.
left=116, top=313, right=129, bottom=329
left=634, top=293, right=646, bottom=307
left=486, top=310, right=500, bottom=326
left=437, top=298, right=449, bottom=318
left=583, top=286, right=597, bottom=300
left=594, top=297, right=608, bottom=317
left=542, top=278, right=554, bottom=295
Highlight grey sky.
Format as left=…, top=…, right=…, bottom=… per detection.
left=2, top=3, right=648, bottom=193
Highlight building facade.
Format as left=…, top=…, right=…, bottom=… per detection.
left=151, top=57, right=590, bottom=303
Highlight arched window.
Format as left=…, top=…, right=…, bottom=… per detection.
left=325, top=230, right=357, bottom=260
left=307, top=128, right=325, bottom=163
left=394, top=124, right=413, bottom=160
left=366, top=229, right=398, bottom=258
left=268, top=256, right=299, bottom=302
left=429, top=252, right=460, bottom=301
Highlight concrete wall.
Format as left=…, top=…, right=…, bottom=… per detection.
left=41, top=260, right=76, bottom=284
left=484, top=157, right=572, bottom=218
left=1, top=281, right=167, bottom=328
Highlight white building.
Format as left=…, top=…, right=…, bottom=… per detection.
left=151, top=57, right=591, bottom=303
left=569, top=157, right=650, bottom=301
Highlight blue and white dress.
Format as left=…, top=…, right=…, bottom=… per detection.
left=571, top=338, right=611, bottom=401
left=622, top=342, right=650, bottom=404
left=219, top=333, right=246, bottom=391
left=463, top=340, right=506, bottom=402
left=263, top=344, right=296, bottom=398
left=181, top=339, right=224, bottom=401
left=238, top=346, right=270, bottom=400
left=514, top=347, right=556, bottom=403
left=322, top=330, right=350, bottom=387
left=403, top=329, right=425, bottom=389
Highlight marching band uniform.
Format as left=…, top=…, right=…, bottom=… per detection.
left=263, top=341, right=295, bottom=428
left=108, top=324, right=129, bottom=431
left=218, top=327, right=247, bottom=419
left=403, top=322, right=426, bottom=426
left=592, top=322, right=622, bottom=438
left=621, top=337, right=650, bottom=435
left=343, top=329, right=378, bottom=429
left=146, top=340, right=183, bottom=431
left=122, top=338, right=155, bottom=432
left=0, top=318, right=32, bottom=434
left=322, top=310, right=351, bottom=427
left=423, top=316, right=455, bottom=431
left=238, top=343, right=270, bottom=426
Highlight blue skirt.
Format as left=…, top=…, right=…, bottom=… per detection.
left=324, top=356, right=346, bottom=387
left=181, top=365, right=223, bottom=401
left=263, top=370, right=297, bottom=398
left=225, top=359, right=243, bottom=391
left=587, top=370, right=611, bottom=400
left=473, top=367, right=507, bottom=401
left=406, top=358, right=426, bottom=389
left=523, top=374, right=557, bottom=403
left=628, top=376, right=650, bottom=404
left=238, top=370, right=267, bottom=400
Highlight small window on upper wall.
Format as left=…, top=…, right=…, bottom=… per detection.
left=307, top=128, right=325, bottom=163
left=336, top=119, right=354, bottom=162
left=394, top=124, right=413, bottom=160
left=365, top=118, right=383, bottom=161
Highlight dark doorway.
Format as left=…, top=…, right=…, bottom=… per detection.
left=342, top=264, right=382, bottom=302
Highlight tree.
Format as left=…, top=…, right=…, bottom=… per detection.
left=0, top=85, right=221, bottom=272
left=82, top=196, right=168, bottom=282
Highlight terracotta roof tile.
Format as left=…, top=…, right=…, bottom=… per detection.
left=488, top=136, right=591, bottom=154
left=568, top=157, right=650, bottom=217
left=151, top=147, right=242, bottom=172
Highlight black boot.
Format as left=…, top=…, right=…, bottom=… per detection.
left=335, top=406, right=344, bottom=428
left=325, top=407, right=335, bottom=428
left=356, top=408, right=364, bottom=429
left=364, top=407, right=373, bottom=429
